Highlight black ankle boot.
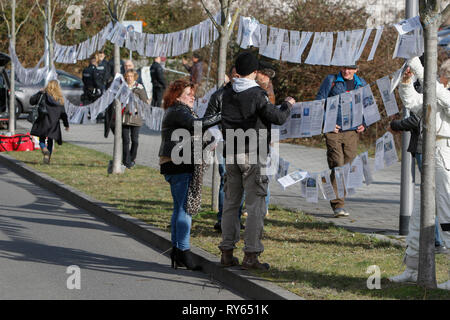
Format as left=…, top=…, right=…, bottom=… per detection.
left=176, top=249, right=201, bottom=271
left=170, top=247, right=177, bottom=269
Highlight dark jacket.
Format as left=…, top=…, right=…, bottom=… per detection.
left=221, top=85, right=291, bottom=156
left=82, top=64, right=104, bottom=91
left=159, top=103, right=220, bottom=174
left=97, top=59, right=112, bottom=89
left=204, top=82, right=232, bottom=120
left=315, top=72, right=367, bottom=131
left=184, top=61, right=203, bottom=85
left=390, top=113, right=422, bottom=155
left=30, top=92, right=69, bottom=145
left=150, top=62, right=166, bottom=89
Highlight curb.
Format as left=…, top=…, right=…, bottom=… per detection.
left=0, top=153, right=303, bottom=300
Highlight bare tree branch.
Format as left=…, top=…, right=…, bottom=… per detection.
left=441, top=3, right=450, bottom=23
left=228, top=6, right=240, bottom=33
left=103, top=0, right=116, bottom=21
left=35, top=0, right=46, bottom=19
left=200, top=0, right=221, bottom=31
left=16, top=1, right=38, bottom=35
left=0, top=0, right=11, bottom=36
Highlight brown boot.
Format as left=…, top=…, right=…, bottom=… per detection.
left=220, top=249, right=239, bottom=267
left=242, top=252, right=270, bottom=270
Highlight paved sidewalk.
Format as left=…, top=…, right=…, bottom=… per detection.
left=18, top=120, right=419, bottom=236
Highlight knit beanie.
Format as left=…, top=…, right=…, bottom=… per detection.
left=235, top=52, right=259, bottom=77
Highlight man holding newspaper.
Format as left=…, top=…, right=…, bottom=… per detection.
left=316, top=64, right=367, bottom=218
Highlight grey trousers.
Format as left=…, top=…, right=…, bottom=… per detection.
left=219, top=154, right=269, bottom=253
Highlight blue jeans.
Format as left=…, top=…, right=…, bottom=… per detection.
left=39, top=137, right=54, bottom=154
left=415, top=153, right=442, bottom=246
left=165, top=173, right=193, bottom=251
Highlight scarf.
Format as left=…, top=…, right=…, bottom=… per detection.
left=185, top=107, right=210, bottom=216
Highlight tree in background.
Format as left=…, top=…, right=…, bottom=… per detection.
left=0, top=0, right=37, bottom=133
left=104, top=0, right=129, bottom=174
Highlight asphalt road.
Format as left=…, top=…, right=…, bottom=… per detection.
left=0, top=162, right=244, bottom=300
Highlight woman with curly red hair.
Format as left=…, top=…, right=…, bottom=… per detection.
left=159, top=78, right=220, bottom=271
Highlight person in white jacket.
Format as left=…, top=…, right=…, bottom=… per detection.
left=389, top=56, right=450, bottom=290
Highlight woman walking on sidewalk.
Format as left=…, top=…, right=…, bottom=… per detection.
left=159, top=78, right=220, bottom=271
left=121, top=69, right=149, bottom=169
left=30, top=80, right=69, bottom=164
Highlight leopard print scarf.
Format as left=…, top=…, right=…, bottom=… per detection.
left=185, top=108, right=211, bottom=216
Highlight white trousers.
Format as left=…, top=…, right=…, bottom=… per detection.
left=405, top=139, right=450, bottom=269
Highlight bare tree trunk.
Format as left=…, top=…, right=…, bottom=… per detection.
left=202, top=0, right=239, bottom=211
left=108, top=0, right=128, bottom=174
left=8, top=0, right=16, bottom=134
left=418, top=0, right=440, bottom=289
left=112, top=41, right=123, bottom=173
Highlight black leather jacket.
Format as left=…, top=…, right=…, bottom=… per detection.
left=204, top=82, right=232, bottom=120
left=221, top=85, right=291, bottom=156
left=159, top=103, right=221, bottom=161
left=150, top=62, right=166, bottom=89
left=390, top=112, right=422, bottom=155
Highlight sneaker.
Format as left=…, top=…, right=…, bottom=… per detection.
left=389, top=267, right=418, bottom=283
left=437, top=280, right=450, bottom=290
left=333, top=208, right=349, bottom=218
left=435, top=245, right=448, bottom=255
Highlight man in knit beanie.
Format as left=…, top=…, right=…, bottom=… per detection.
left=218, top=52, right=295, bottom=270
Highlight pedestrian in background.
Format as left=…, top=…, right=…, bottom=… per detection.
left=81, top=56, right=103, bottom=105
left=389, top=58, right=450, bottom=290
left=150, top=56, right=166, bottom=108
left=95, top=50, right=112, bottom=89
left=256, top=60, right=277, bottom=217
left=159, top=78, right=220, bottom=271
left=182, top=53, right=203, bottom=97
left=205, top=65, right=245, bottom=232
left=121, top=69, right=149, bottom=169
left=315, top=64, right=367, bottom=218
left=30, top=80, right=69, bottom=164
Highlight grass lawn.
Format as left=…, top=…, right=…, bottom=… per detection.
left=6, top=143, right=450, bottom=300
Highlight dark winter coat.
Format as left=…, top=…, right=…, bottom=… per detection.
left=204, top=82, right=232, bottom=120
left=150, top=62, right=166, bottom=89
left=30, top=91, right=69, bottom=145
left=220, top=85, right=291, bottom=156
left=390, top=112, right=422, bottom=155
left=159, top=103, right=220, bottom=175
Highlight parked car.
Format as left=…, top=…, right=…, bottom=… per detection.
left=0, top=52, right=13, bottom=115
left=13, top=69, right=84, bottom=114
left=0, top=51, right=84, bottom=115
